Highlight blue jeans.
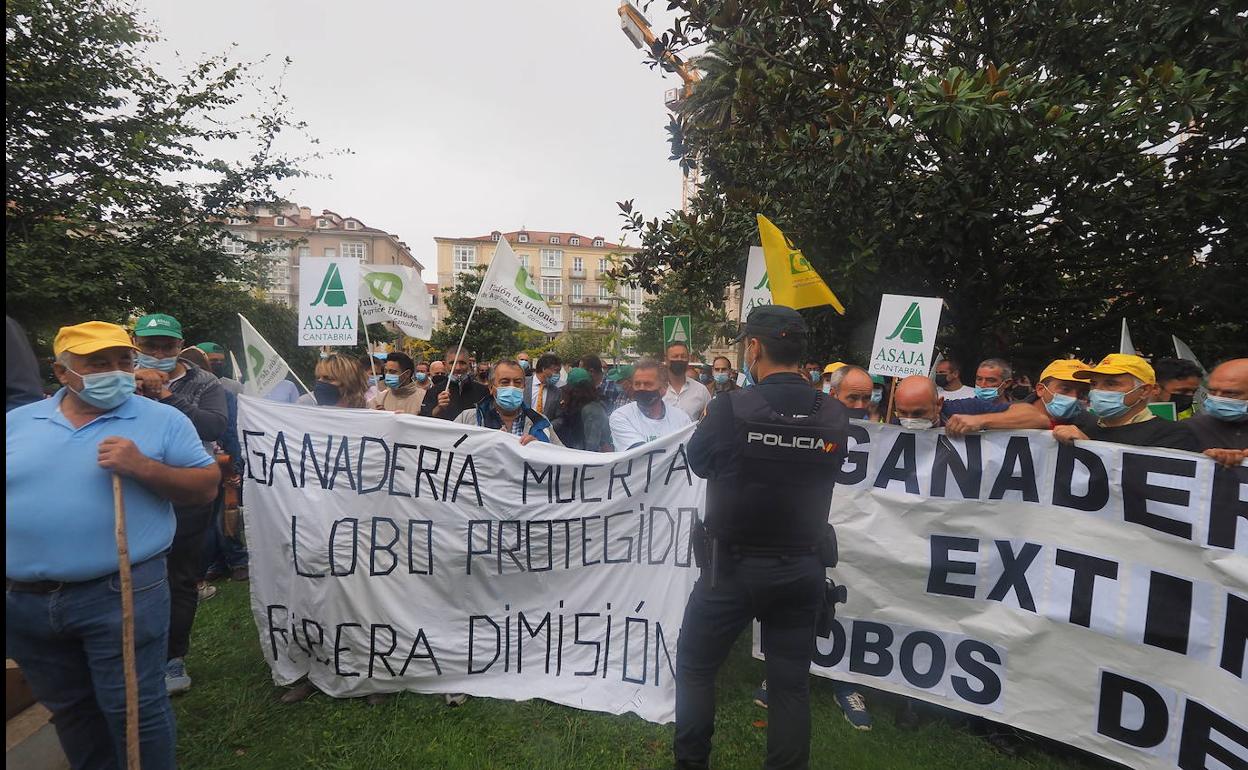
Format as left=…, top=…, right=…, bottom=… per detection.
left=6, top=557, right=177, bottom=770
left=201, top=491, right=247, bottom=575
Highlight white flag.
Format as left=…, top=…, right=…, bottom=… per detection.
left=740, top=246, right=772, bottom=318
left=1119, top=318, right=1136, bottom=355
left=229, top=350, right=244, bottom=383
left=359, top=264, right=433, bottom=340
left=1172, top=335, right=1205, bottom=372
left=476, top=236, right=562, bottom=333
left=239, top=313, right=292, bottom=398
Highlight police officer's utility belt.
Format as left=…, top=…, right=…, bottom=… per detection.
left=725, top=542, right=818, bottom=558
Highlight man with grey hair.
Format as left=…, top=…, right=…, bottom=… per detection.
left=826, top=365, right=874, bottom=416
left=973, top=358, right=1014, bottom=404
left=611, top=358, right=692, bottom=449
left=1054, top=353, right=1197, bottom=450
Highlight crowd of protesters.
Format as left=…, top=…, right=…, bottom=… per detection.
left=5, top=310, right=1245, bottom=768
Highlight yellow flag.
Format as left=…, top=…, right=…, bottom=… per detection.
left=756, top=214, right=845, bottom=314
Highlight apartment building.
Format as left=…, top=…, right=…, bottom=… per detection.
left=223, top=203, right=422, bottom=307
left=433, top=229, right=645, bottom=341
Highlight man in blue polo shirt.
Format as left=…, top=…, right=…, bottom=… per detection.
left=6, top=321, right=219, bottom=770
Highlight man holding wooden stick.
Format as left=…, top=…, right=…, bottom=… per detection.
left=6, top=321, right=219, bottom=769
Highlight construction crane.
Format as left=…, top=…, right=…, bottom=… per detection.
left=618, top=1, right=702, bottom=211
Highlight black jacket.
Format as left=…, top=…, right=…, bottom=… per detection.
left=420, top=378, right=491, bottom=420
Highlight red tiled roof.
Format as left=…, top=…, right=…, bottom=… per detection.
left=437, top=230, right=624, bottom=249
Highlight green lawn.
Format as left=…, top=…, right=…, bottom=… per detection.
left=174, top=581, right=1116, bottom=770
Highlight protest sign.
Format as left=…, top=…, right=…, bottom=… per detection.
left=476, top=236, right=562, bottom=333
left=740, top=246, right=772, bottom=316
left=663, top=315, right=692, bottom=346
left=868, top=294, right=943, bottom=378
left=756, top=422, right=1247, bottom=770
left=298, top=257, right=360, bottom=346
left=238, top=397, right=701, bottom=722
left=359, top=264, right=434, bottom=340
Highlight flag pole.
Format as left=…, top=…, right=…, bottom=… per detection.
left=446, top=295, right=483, bottom=393
left=360, top=309, right=375, bottom=356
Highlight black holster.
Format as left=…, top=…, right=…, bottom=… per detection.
left=816, top=524, right=847, bottom=636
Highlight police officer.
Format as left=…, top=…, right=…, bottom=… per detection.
left=674, top=306, right=848, bottom=770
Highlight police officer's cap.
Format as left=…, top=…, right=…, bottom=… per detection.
left=732, top=305, right=808, bottom=342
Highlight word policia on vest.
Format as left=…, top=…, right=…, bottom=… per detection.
left=236, top=397, right=1245, bottom=770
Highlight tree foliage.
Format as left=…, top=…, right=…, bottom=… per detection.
left=618, top=1, right=1248, bottom=372
left=634, top=278, right=733, bottom=358
left=6, top=0, right=320, bottom=344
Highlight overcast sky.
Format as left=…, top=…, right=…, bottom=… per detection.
left=143, top=0, right=683, bottom=280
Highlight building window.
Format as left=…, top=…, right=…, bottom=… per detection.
left=298, top=246, right=311, bottom=258
left=599, top=284, right=611, bottom=300
left=550, top=235, right=560, bottom=244
left=345, top=220, right=360, bottom=230
left=570, top=237, right=580, bottom=246
left=341, top=241, right=367, bottom=261
left=517, top=253, right=531, bottom=270
left=572, top=256, right=584, bottom=272
left=274, top=216, right=288, bottom=227
left=541, top=249, right=563, bottom=269
left=429, top=292, right=438, bottom=306
left=491, top=232, right=501, bottom=241
left=518, top=233, right=529, bottom=243
left=220, top=231, right=250, bottom=256
left=453, top=245, right=476, bottom=272
left=599, top=258, right=610, bottom=273
left=571, top=282, right=583, bottom=299
left=541, top=277, right=561, bottom=298
left=593, top=238, right=605, bottom=248
left=226, top=216, right=249, bottom=226
left=323, top=247, right=336, bottom=257
left=316, top=218, right=331, bottom=228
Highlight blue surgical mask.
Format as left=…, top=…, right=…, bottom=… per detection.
left=137, top=352, right=178, bottom=373
left=1089, top=387, right=1140, bottom=420
left=810, top=371, right=821, bottom=383
left=384, top=373, right=401, bottom=388
left=519, top=360, right=530, bottom=371
left=69, top=369, right=136, bottom=410
left=313, top=381, right=341, bottom=406
left=821, top=382, right=832, bottom=394
left=544, top=374, right=560, bottom=387
left=713, top=372, right=729, bottom=385
left=415, top=372, right=428, bottom=383
left=871, top=387, right=883, bottom=405
left=974, top=386, right=1000, bottom=401
left=1203, top=394, right=1248, bottom=422
left=368, top=374, right=381, bottom=387
left=495, top=386, right=524, bottom=412
left=1044, top=391, right=1080, bottom=420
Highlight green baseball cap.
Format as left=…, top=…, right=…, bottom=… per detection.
left=565, top=367, right=593, bottom=387
left=606, top=365, right=635, bottom=382
left=870, top=374, right=886, bottom=385
left=195, top=342, right=223, bottom=353
left=134, top=313, right=183, bottom=339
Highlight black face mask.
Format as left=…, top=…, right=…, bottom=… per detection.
left=210, top=362, right=225, bottom=377
left=634, top=390, right=662, bottom=406
left=934, top=374, right=949, bottom=388
left=1171, top=394, right=1194, bottom=413
left=668, top=361, right=688, bottom=377
left=845, top=407, right=870, bottom=420
left=1009, top=384, right=1031, bottom=401
left=432, top=373, right=449, bottom=387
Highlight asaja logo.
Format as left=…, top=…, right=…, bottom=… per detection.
left=514, top=266, right=544, bottom=302
left=246, top=344, right=265, bottom=378
left=365, top=272, right=403, bottom=303
left=753, top=271, right=770, bottom=290
left=885, top=301, right=924, bottom=344
left=311, top=263, right=348, bottom=307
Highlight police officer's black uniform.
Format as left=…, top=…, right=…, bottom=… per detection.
left=676, top=306, right=848, bottom=770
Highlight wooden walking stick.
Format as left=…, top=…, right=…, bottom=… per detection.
left=112, top=474, right=142, bottom=770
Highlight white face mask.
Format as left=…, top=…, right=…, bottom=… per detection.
left=898, top=417, right=935, bottom=430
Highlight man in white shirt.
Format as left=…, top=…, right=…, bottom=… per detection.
left=663, top=341, right=711, bottom=420
left=934, top=358, right=975, bottom=400
left=610, top=359, right=692, bottom=450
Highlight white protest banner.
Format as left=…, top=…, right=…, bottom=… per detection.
left=238, top=397, right=701, bottom=722
left=868, top=294, right=943, bottom=378
left=756, top=422, right=1247, bottom=770
left=239, top=313, right=293, bottom=397
left=298, top=257, right=360, bottom=346
left=476, top=236, right=562, bottom=333
left=359, top=264, right=433, bottom=340
left=740, top=246, right=772, bottom=317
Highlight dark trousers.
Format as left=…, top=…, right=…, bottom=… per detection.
left=6, top=558, right=177, bottom=770
left=201, top=492, right=247, bottom=574
left=167, top=528, right=207, bottom=661
left=674, top=552, right=824, bottom=770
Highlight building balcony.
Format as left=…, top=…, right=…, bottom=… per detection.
left=569, top=268, right=586, bottom=279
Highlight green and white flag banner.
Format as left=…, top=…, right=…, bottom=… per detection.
left=238, top=313, right=293, bottom=398
left=476, top=235, right=562, bottom=333
left=359, top=264, right=434, bottom=340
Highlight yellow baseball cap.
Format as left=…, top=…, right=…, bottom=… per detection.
left=1074, top=354, right=1155, bottom=385
left=54, top=321, right=139, bottom=357
left=823, top=361, right=848, bottom=375
left=1039, top=359, right=1089, bottom=384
